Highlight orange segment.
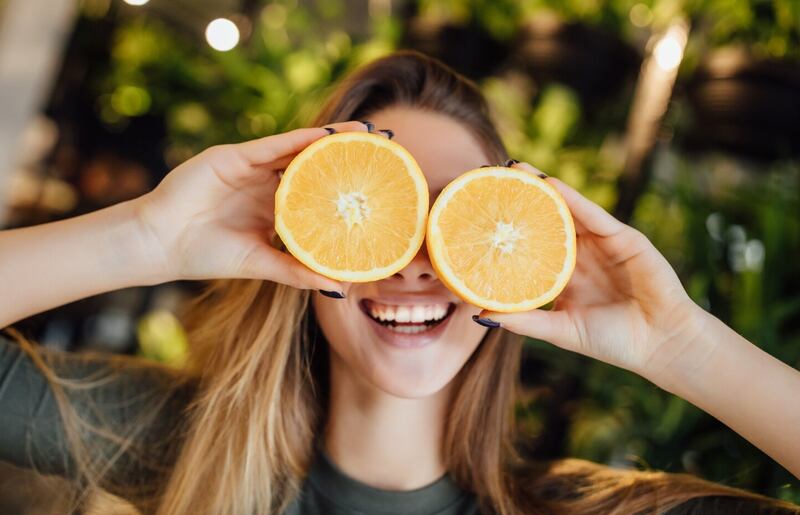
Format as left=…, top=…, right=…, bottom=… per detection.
left=427, top=167, right=576, bottom=312
left=275, top=131, right=429, bottom=282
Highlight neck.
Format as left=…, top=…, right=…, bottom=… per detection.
left=323, top=351, right=453, bottom=490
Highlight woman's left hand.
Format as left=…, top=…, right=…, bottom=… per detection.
left=477, top=161, right=706, bottom=380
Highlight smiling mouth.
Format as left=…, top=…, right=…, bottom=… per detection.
left=360, top=299, right=456, bottom=334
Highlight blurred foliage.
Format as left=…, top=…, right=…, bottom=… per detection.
left=80, top=0, right=799, bottom=503
left=684, top=0, right=800, bottom=59
left=91, top=0, right=400, bottom=165
left=136, top=310, right=189, bottom=367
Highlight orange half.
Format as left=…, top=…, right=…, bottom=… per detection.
left=427, top=167, right=576, bottom=312
left=275, top=131, right=429, bottom=282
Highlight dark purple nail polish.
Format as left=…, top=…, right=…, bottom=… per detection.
left=537, top=171, right=548, bottom=179
left=480, top=164, right=492, bottom=168
left=319, top=290, right=345, bottom=299
left=472, top=315, right=500, bottom=328
left=379, top=129, right=394, bottom=139
left=503, top=159, right=520, bottom=167
left=360, top=121, right=375, bottom=132
left=323, top=127, right=337, bottom=135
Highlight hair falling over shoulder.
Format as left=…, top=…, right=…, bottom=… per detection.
left=12, top=50, right=800, bottom=515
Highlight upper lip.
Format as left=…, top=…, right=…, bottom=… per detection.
left=360, top=294, right=456, bottom=306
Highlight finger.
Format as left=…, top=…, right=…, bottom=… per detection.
left=262, top=122, right=379, bottom=178
left=236, top=121, right=373, bottom=166
left=377, top=128, right=395, bottom=140
left=240, top=245, right=345, bottom=293
left=503, top=161, right=595, bottom=235
left=476, top=308, right=580, bottom=352
left=511, top=162, right=627, bottom=238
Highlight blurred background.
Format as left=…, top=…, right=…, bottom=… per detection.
left=0, top=0, right=798, bottom=512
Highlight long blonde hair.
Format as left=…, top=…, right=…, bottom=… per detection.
left=8, top=50, right=799, bottom=515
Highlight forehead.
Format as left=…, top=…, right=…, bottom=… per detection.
left=367, top=106, right=491, bottom=197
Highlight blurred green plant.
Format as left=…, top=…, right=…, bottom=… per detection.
left=684, top=0, right=800, bottom=60
left=92, top=0, right=400, bottom=165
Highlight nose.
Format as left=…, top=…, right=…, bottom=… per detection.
left=389, top=244, right=438, bottom=284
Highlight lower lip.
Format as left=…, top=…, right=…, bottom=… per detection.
left=361, top=309, right=454, bottom=349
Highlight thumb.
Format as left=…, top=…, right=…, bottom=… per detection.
left=476, top=308, right=579, bottom=351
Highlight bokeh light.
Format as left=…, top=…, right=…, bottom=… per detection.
left=205, top=18, right=240, bottom=52
left=653, top=33, right=685, bottom=71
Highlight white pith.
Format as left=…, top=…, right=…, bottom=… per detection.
left=491, top=221, right=522, bottom=254
left=336, top=191, right=370, bottom=228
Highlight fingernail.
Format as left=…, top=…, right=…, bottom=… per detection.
left=323, top=127, right=337, bottom=135
left=503, top=159, right=520, bottom=167
left=379, top=129, right=394, bottom=140
left=537, top=171, right=548, bottom=179
left=360, top=121, right=375, bottom=132
left=472, top=315, right=500, bottom=328
left=480, top=164, right=492, bottom=168
left=319, top=290, right=346, bottom=299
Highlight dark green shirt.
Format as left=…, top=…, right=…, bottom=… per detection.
left=0, top=334, right=792, bottom=514
left=289, top=442, right=479, bottom=514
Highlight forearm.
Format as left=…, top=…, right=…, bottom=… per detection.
left=654, top=305, right=800, bottom=478
left=0, top=198, right=167, bottom=328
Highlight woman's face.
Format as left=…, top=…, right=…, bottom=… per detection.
left=313, top=106, right=492, bottom=398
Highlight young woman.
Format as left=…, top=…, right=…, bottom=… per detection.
left=0, top=50, right=798, bottom=515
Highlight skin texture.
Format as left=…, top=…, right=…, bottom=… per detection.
left=1, top=108, right=798, bottom=493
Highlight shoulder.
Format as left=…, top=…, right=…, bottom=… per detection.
left=0, top=331, right=198, bottom=482
left=0, top=330, right=197, bottom=396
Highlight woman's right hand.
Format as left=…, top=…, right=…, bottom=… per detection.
left=132, top=121, right=373, bottom=292
left=478, top=162, right=705, bottom=381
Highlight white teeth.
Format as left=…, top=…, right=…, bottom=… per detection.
left=388, top=325, right=428, bottom=334
left=395, top=306, right=411, bottom=323
left=366, top=302, right=450, bottom=324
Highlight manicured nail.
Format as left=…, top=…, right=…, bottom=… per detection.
left=480, top=164, right=492, bottom=168
left=503, top=159, right=520, bottom=167
left=537, top=171, right=548, bottom=179
left=323, top=127, right=337, bottom=135
left=360, top=121, right=375, bottom=132
left=319, top=290, right=346, bottom=299
left=379, top=129, right=394, bottom=139
left=472, top=315, right=500, bottom=328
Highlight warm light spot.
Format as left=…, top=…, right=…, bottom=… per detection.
left=205, top=18, right=240, bottom=52
left=123, top=0, right=150, bottom=5
left=653, top=33, right=684, bottom=71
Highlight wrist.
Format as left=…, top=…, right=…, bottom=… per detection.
left=109, top=196, right=174, bottom=286
left=638, top=301, right=718, bottom=395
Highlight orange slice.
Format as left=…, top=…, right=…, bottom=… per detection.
left=275, top=131, right=429, bottom=282
left=426, top=167, right=576, bottom=312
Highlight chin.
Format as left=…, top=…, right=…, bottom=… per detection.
left=316, top=292, right=486, bottom=400
left=364, top=358, right=460, bottom=399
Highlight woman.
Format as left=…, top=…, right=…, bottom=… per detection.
left=0, top=50, right=798, bottom=515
